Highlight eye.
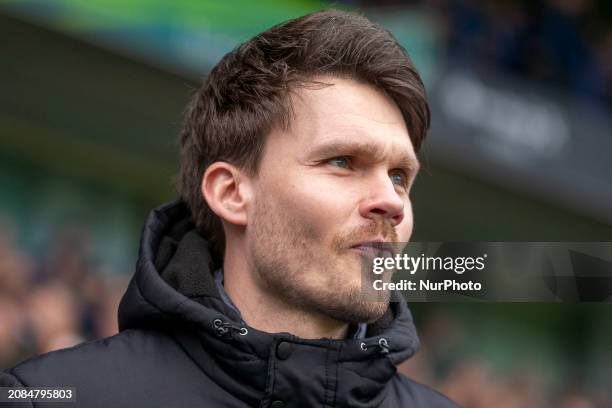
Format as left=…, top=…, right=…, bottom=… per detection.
left=327, top=156, right=351, bottom=169
left=389, top=170, right=408, bottom=188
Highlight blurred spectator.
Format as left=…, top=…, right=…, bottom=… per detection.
left=0, top=221, right=34, bottom=301
left=0, top=297, right=27, bottom=368
left=26, top=283, right=83, bottom=354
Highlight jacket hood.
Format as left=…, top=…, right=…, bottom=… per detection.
left=118, top=199, right=421, bottom=406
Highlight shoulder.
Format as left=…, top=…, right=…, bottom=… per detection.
left=1, top=329, right=221, bottom=407
left=3, top=328, right=184, bottom=386
left=389, top=373, right=462, bottom=408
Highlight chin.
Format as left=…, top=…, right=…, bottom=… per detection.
left=316, top=283, right=391, bottom=324
left=328, top=301, right=390, bottom=324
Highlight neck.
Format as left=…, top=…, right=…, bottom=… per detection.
left=222, top=242, right=350, bottom=340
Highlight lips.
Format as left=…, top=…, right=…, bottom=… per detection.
left=349, top=241, right=396, bottom=259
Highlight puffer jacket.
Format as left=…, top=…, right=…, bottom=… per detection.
left=1, top=200, right=459, bottom=407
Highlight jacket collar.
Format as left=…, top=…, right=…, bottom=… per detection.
left=119, top=199, right=420, bottom=406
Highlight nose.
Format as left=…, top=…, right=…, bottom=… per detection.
left=358, top=173, right=405, bottom=227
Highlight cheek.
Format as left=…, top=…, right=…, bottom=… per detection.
left=398, top=201, right=414, bottom=241
left=275, top=180, right=353, bottom=240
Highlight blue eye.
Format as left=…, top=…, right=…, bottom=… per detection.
left=328, top=157, right=350, bottom=168
left=390, top=171, right=407, bottom=187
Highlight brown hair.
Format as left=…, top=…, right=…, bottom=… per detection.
left=178, top=9, right=430, bottom=257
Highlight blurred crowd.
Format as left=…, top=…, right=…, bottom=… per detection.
left=0, top=220, right=127, bottom=370
left=400, top=311, right=612, bottom=408
left=435, top=0, right=612, bottom=108
left=356, top=0, right=612, bottom=110
left=1, top=219, right=610, bottom=407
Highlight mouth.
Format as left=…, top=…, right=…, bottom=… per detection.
left=349, top=242, right=396, bottom=260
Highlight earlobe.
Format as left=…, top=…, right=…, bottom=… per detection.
left=201, top=162, right=250, bottom=227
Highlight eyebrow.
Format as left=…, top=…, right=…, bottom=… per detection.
left=307, top=140, right=421, bottom=172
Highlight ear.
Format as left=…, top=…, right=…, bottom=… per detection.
left=201, top=162, right=252, bottom=227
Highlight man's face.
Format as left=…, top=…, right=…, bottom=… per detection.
left=246, top=76, right=419, bottom=324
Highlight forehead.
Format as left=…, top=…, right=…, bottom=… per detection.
left=282, top=76, right=417, bottom=161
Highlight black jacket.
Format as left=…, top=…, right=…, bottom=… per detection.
left=1, top=200, right=459, bottom=407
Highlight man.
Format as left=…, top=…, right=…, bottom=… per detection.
left=1, top=10, right=459, bottom=407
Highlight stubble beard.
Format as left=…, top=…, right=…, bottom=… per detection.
left=249, top=196, right=391, bottom=326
